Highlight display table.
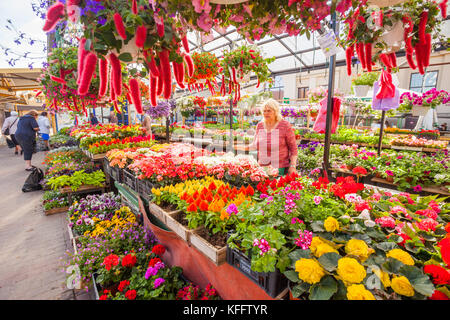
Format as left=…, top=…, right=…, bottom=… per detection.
left=138, top=197, right=287, bottom=300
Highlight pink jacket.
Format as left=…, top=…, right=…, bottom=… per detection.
left=251, top=120, right=297, bottom=168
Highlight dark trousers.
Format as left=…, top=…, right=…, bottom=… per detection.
left=15, top=134, right=35, bottom=161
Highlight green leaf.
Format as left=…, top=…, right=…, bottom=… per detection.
left=283, top=270, right=300, bottom=283
left=291, top=282, right=310, bottom=298
left=382, top=257, right=404, bottom=274
left=309, top=276, right=337, bottom=300
left=318, top=252, right=341, bottom=272
left=399, top=265, right=434, bottom=297
left=376, top=242, right=398, bottom=252
left=118, top=52, right=133, bottom=62
left=288, top=249, right=311, bottom=263
left=310, top=221, right=325, bottom=232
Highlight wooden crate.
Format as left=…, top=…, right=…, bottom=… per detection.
left=59, top=184, right=105, bottom=194
left=190, top=228, right=227, bottom=266
left=165, top=211, right=193, bottom=242
left=147, top=202, right=177, bottom=225
left=44, top=206, right=69, bottom=216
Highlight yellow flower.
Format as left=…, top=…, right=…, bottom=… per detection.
left=345, top=239, right=374, bottom=262
left=324, top=216, right=340, bottom=232
left=336, top=257, right=366, bottom=284
left=295, top=258, right=326, bottom=284
left=346, top=284, right=376, bottom=300
left=313, top=243, right=339, bottom=258
left=391, top=276, right=415, bottom=297
left=371, top=267, right=391, bottom=288
left=386, top=249, right=415, bottom=266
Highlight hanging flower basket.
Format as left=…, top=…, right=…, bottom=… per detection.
left=354, top=85, right=370, bottom=97
left=380, top=21, right=404, bottom=53
left=367, top=0, right=408, bottom=7
left=411, top=105, right=430, bottom=117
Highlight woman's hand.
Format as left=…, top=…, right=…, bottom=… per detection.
left=288, top=166, right=297, bottom=175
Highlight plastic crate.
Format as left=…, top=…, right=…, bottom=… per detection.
left=102, top=157, right=112, bottom=176
left=123, top=169, right=138, bottom=192
left=110, top=166, right=123, bottom=183
left=226, top=244, right=288, bottom=298
left=137, top=179, right=154, bottom=200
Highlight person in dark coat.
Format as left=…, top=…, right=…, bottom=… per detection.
left=14, top=110, right=40, bottom=171
left=90, top=113, right=99, bottom=125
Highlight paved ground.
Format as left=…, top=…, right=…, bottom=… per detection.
left=0, top=146, right=85, bottom=300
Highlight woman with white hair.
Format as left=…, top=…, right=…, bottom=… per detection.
left=236, top=98, right=298, bottom=176
left=2, top=111, right=22, bottom=155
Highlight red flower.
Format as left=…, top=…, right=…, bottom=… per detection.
left=352, top=166, right=367, bottom=176
left=187, top=203, right=198, bottom=212
left=199, top=200, right=209, bottom=211
left=152, top=244, right=166, bottom=256
left=103, top=254, right=119, bottom=271
left=125, top=289, right=137, bottom=300
left=438, top=237, right=450, bottom=267
left=429, top=290, right=450, bottom=300
left=423, top=265, right=450, bottom=285
left=148, top=257, right=162, bottom=267
left=208, top=181, right=217, bottom=191
left=99, top=294, right=108, bottom=300
left=245, top=185, right=254, bottom=196
left=121, top=254, right=137, bottom=268
left=355, top=201, right=371, bottom=212
left=118, top=280, right=130, bottom=292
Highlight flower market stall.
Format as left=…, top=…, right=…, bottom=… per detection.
left=26, top=0, right=450, bottom=302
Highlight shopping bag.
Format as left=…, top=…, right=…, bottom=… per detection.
left=313, top=97, right=341, bottom=134
left=371, top=80, right=400, bottom=111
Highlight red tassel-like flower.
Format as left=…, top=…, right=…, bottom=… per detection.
left=184, top=54, right=194, bottom=78
left=418, top=11, right=428, bottom=44
left=156, top=65, right=164, bottom=96
left=42, top=2, right=65, bottom=32
left=388, top=53, right=397, bottom=68
left=108, top=52, right=122, bottom=97
left=78, top=52, right=98, bottom=96
left=406, top=53, right=417, bottom=70
left=147, top=53, right=160, bottom=78
left=77, top=38, right=87, bottom=84
left=159, top=49, right=172, bottom=99
left=182, top=35, right=190, bottom=53
left=135, top=25, right=147, bottom=48
left=50, top=75, right=66, bottom=85
left=440, top=0, right=448, bottom=18
left=98, top=58, right=108, bottom=97
left=149, top=74, right=157, bottom=106
left=132, top=0, right=138, bottom=14
left=129, top=78, right=143, bottom=114
left=113, top=13, right=127, bottom=40
left=345, top=45, right=353, bottom=76
left=364, top=43, right=372, bottom=72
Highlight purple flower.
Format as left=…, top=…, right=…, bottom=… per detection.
left=154, top=277, right=165, bottom=288
left=226, top=203, right=238, bottom=215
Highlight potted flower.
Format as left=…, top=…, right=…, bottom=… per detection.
left=185, top=51, right=220, bottom=94
left=219, top=44, right=275, bottom=103
left=399, top=89, right=449, bottom=116
left=351, top=72, right=380, bottom=97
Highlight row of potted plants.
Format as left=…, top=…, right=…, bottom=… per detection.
left=64, top=192, right=220, bottom=300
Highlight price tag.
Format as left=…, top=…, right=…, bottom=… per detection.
left=317, top=29, right=340, bottom=58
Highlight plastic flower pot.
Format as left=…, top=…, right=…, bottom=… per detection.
left=380, top=20, right=405, bottom=52
left=411, top=105, right=430, bottom=117
left=354, top=85, right=370, bottom=97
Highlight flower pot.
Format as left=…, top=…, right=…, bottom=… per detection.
left=190, top=227, right=227, bottom=266
left=381, top=21, right=405, bottom=52
left=354, top=85, right=370, bottom=97
left=367, top=0, right=407, bottom=7
left=112, top=35, right=140, bottom=63
left=411, top=106, right=430, bottom=117
left=386, top=176, right=394, bottom=183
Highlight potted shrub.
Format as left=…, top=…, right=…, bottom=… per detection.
left=351, top=72, right=380, bottom=97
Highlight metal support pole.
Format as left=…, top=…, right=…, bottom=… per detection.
left=322, top=12, right=338, bottom=176
left=229, top=97, right=234, bottom=152
left=378, top=110, right=386, bottom=156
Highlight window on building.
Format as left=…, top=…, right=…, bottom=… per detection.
left=409, top=71, right=438, bottom=93
left=269, top=76, right=284, bottom=100
left=298, top=87, right=308, bottom=99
